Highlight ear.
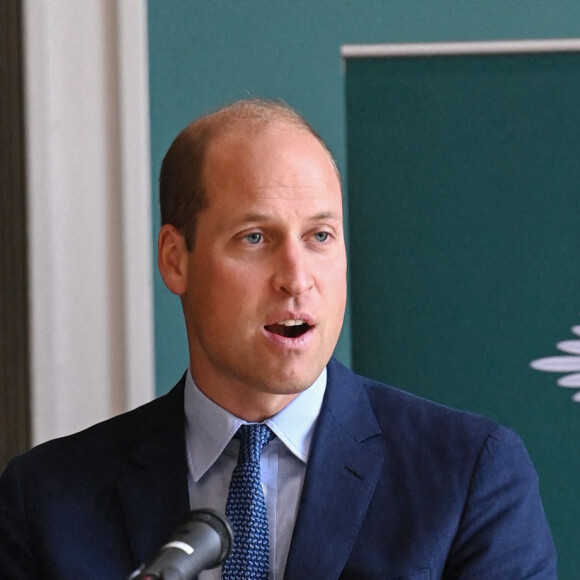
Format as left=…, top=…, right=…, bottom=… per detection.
left=158, top=224, right=189, bottom=295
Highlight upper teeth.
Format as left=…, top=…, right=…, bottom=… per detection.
left=278, top=319, right=304, bottom=326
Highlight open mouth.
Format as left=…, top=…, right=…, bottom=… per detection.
left=264, top=320, right=312, bottom=339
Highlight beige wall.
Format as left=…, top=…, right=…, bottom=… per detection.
left=24, top=0, right=154, bottom=444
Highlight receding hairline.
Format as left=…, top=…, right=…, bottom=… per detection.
left=182, top=99, right=338, bottom=171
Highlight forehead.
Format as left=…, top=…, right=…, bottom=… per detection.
left=202, top=122, right=340, bottom=200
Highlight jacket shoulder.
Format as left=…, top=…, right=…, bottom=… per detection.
left=5, top=378, right=186, bottom=476
left=327, top=357, right=506, bottom=453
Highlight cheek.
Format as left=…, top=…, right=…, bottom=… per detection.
left=214, top=259, right=265, bottom=299
left=319, top=260, right=347, bottom=297
left=199, top=260, right=264, bottom=317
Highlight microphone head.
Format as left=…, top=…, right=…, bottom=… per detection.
left=178, top=509, right=234, bottom=566
left=129, top=509, right=234, bottom=580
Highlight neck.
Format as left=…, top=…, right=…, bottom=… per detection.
left=196, top=382, right=299, bottom=422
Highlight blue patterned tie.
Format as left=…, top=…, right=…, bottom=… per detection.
left=222, top=424, right=274, bottom=580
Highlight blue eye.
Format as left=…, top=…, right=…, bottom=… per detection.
left=246, top=232, right=262, bottom=244
left=314, top=232, right=329, bottom=242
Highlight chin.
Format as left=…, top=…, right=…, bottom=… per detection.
left=261, top=367, right=322, bottom=395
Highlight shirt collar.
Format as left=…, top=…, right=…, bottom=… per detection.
left=184, top=368, right=327, bottom=482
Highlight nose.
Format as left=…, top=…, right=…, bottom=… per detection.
left=271, top=240, right=314, bottom=297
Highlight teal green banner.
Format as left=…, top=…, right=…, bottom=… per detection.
left=346, top=48, right=580, bottom=578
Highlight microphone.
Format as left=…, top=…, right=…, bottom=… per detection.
left=129, top=509, right=234, bottom=580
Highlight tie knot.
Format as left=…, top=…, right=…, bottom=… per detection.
left=236, top=424, right=274, bottom=464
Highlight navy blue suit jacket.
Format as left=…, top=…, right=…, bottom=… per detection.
left=0, top=358, right=556, bottom=579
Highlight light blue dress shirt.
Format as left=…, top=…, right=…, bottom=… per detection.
left=183, top=368, right=327, bottom=580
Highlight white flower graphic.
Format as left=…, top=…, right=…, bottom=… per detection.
left=530, top=323, right=580, bottom=403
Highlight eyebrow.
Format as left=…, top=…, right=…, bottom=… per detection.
left=238, top=211, right=342, bottom=224
left=310, top=211, right=342, bottom=222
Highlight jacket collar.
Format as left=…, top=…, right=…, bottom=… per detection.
left=117, top=377, right=190, bottom=568
left=284, top=358, right=383, bottom=579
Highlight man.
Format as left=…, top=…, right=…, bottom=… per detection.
left=0, top=99, right=556, bottom=579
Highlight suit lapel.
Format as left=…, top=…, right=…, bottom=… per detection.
left=284, top=359, right=383, bottom=580
left=117, top=380, right=191, bottom=569
left=114, top=363, right=383, bottom=576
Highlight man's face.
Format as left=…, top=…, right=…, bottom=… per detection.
left=181, top=122, right=346, bottom=419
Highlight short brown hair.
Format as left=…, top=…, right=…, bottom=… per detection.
left=159, top=98, right=338, bottom=250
